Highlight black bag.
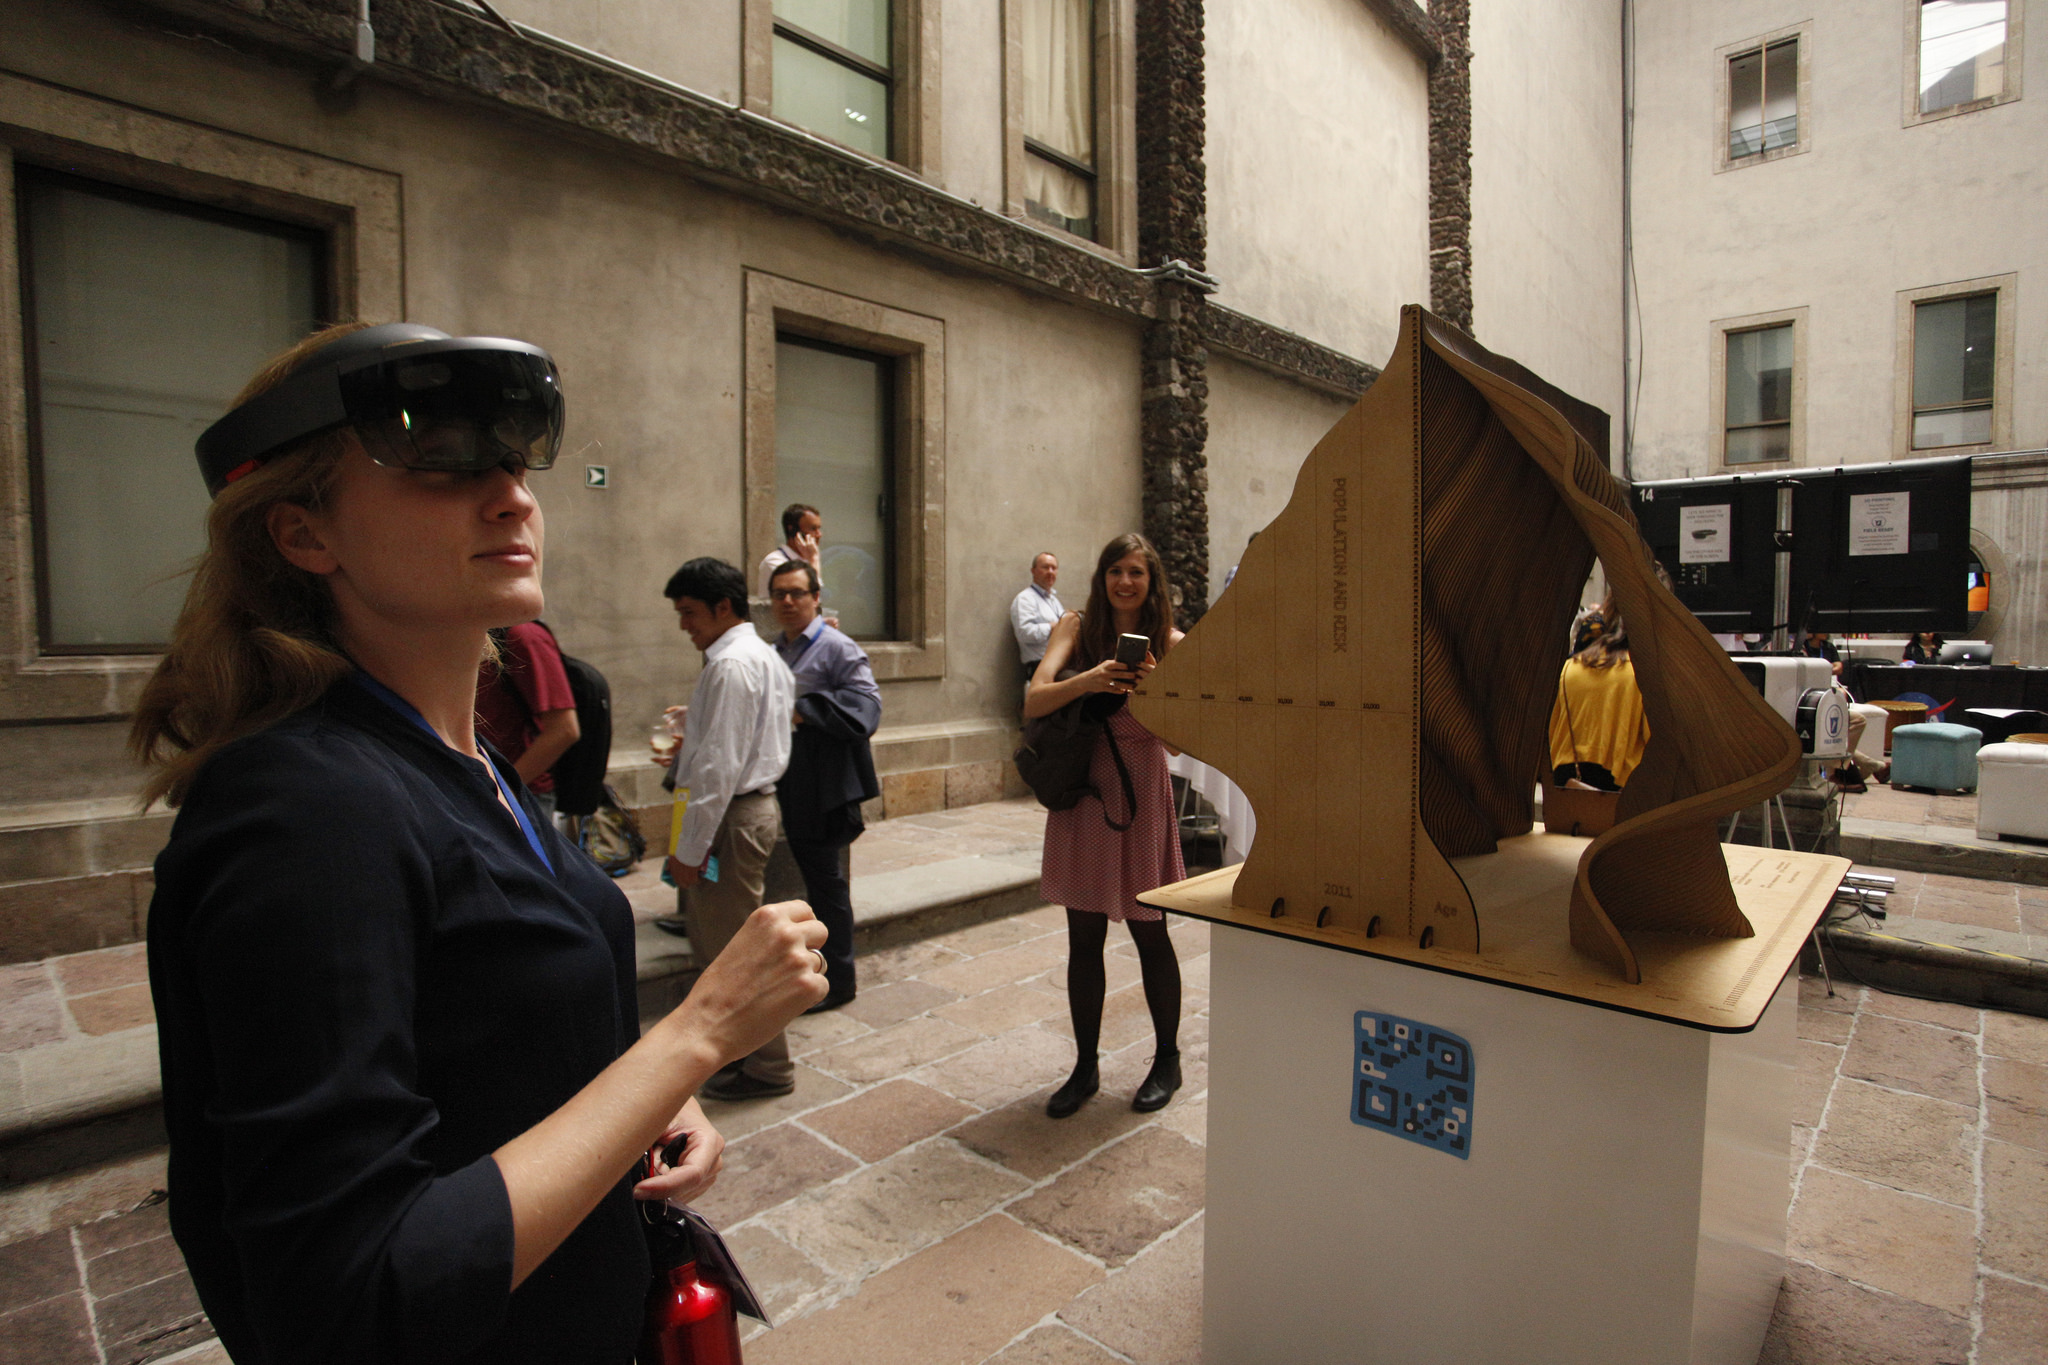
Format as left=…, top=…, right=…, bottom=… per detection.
left=1014, top=690, right=1137, bottom=831
left=527, top=620, right=614, bottom=818
left=565, top=783, right=647, bottom=877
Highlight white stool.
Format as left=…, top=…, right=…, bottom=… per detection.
left=1976, top=743, right=2048, bottom=841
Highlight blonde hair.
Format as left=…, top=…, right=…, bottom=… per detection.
left=130, top=323, right=371, bottom=807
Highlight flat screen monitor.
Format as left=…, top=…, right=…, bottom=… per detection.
left=1791, top=455, right=1973, bottom=636
left=1630, top=477, right=1782, bottom=636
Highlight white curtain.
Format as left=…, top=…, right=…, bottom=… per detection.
left=1022, top=0, right=1094, bottom=224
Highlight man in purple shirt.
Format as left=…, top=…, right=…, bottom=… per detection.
left=768, top=559, right=881, bottom=1011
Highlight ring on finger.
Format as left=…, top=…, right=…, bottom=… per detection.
left=810, top=949, right=827, bottom=974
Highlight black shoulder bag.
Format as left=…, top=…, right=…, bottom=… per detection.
left=1014, top=683, right=1138, bottom=832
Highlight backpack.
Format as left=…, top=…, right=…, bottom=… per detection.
left=527, top=620, right=614, bottom=818
left=565, top=784, right=648, bottom=878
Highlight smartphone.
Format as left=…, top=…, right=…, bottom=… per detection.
left=1114, top=633, right=1149, bottom=668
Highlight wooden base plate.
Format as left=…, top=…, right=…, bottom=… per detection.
left=1139, top=832, right=1847, bottom=1031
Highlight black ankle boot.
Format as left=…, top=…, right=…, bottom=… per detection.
left=1132, top=1051, right=1181, bottom=1112
left=1046, top=1061, right=1100, bottom=1119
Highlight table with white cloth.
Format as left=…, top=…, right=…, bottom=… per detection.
left=1166, top=751, right=1256, bottom=865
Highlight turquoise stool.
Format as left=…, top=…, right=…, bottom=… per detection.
left=1890, top=722, right=1983, bottom=793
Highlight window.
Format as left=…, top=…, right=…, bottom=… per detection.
left=1728, top=40, right=1798, bottom=158
left=1918, top=0, right=2009, bottom=112
left=771, top=0, right=893, bottom=159
left=1022, top=0, right=1097, bottom=239
left=1911, top=292, right=1996, bottom=448
left=17, top=168, right=322, bottom=652
left=774, top=336, right=896, bottom=639
left=1724, top=324, right=1795, bottom=465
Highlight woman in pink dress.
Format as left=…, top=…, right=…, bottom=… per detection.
left=1027, top=533, right=1187, bottom=1118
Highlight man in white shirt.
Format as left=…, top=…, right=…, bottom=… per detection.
left=758, top=502, right=824, bottom=599
left=1009, top=551, right=1063, bottom=683
left=657, top=557, right=799, bottom=1100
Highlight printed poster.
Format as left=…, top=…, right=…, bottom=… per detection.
left=1849, top=492, right=1910, bottom=557
left=1678, top=504, right=1732, bottom=564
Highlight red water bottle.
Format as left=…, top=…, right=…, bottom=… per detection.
left=638, top=1256, right=743, bottom=1365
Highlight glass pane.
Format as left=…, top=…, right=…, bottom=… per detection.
left=24, top=176, right=318, bottom=649
left=773, top=35, right=890, bottom=158
left=1728, top=48, right=1763, bottom=157
left=1023, top=0, right=1095, bottom=164
left=775, top=0, right=890, bottom=68
left=1914, top=293, right=1995, bottom=410
left=1914, top=405, right=1992, bottom=449
left=775, top=339, right=893, bottom=639
left=1920, top=0, right=2006, bottom=112
left=1725, top=324, right=1793, bottom=426
left=1726, top=425, right=1791, bottom=465
left=1024, top=150, right=1095, bottom=238
left=1762, top=40, right=1798, bottom=149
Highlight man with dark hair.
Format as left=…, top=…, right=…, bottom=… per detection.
left=767, top=558, right=881, bottom=1012
left=758, top=502, right=823, bottom=599
left=657, top=557, right=798, bottom=1100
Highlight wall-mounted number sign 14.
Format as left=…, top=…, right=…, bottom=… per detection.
left=1352, top=1011, right=1474, bottom=1159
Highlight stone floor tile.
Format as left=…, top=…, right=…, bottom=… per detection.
left=1986, top=1011, right=2048, bottom=1067
left=1799, top=974, right=1862, bottom=1015
left=838, top=979, right=961, bottom=1031
left=92, top=1272, right=208, bottom=1363
left=0, top=1227, right=82, bottom=1312
left=720, top=1224, right=831, bottom=1326
left=1159, top=1091, right=1208, bottom=1147
left=1862, top=989, right=1982, bottom=1034
left=66, top=984, right=155, bottom=1036
left=1984, top=1057, right=2048, bottom=1152
left=1009, top=905, right=1071, bottom=933
left=1057, top=1213, right=1203, bottom=1364
left=0, top=1292, right=98, bottom=1365
left=920, top=943, right=1068, bottom=1000
left=1009, top=1127, right=1206, bottom=1267
left=933, top=915, right=1061, bottom=958
left=1981, top=1139, right=2048, bottom=1283
left=696, top=1065, right=855, bottom=1142
left=1757, top=1261, right=1970, bottom=1365
left=1790, top=1123, right=1815, bottom=1176
left=983, top=1324, right=1125, bottom=1364
left=914, top=1026, right=1076, bottom=1112
left=1913, top=886, right=2023, bottom=933
left=933, top=981, right=1066, bottom=1037
left=1842, top=1015, right=1980, bottom=1107
left=0, top=1151, right=167, bottom=1250
left=692, top=1124, right=859, bottom=1228
left=784, top=1009, right=873, bottom=1058
left=1789, top=1168, right=1976, bottom=1315
left=1797, top=1006, right=1853, bottom=1045
left=859, top=940, right=969, bottom=987
left=52, top=945, right=148, bottom=998
left=1177, top=952, right=1210, bottom=995
left=759, top=1140, right=1030, bottom=1280
left=951, top=1087, right=1157, bottom=1181
left=745, top=1214, right=1100, bottom=1365
left=1978, top=1274, right=2048, bottom=1365
left=0, top=963, right=63, bottom=1054
left=1809, top=1079, right=1976, bottom=1204
left=807, top=1016, right=983, bottom=1086
left=802, top=1080, right=976, bottom=1164
left=84, top=1227, right=187, bottom=1299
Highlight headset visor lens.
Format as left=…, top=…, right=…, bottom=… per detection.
left=346, top=349, right=563, bottom=473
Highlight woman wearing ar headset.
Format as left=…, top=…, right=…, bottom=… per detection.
left=137, top=321, right=828, bottom=1364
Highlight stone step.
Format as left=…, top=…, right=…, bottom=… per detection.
left=1840, top=815, right=2048, bottom=887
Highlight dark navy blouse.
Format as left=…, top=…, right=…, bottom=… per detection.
left=147, top=678, right=646, bottom=1365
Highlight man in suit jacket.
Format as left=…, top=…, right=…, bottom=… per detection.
left=767, top=559, right=881, bottom=1011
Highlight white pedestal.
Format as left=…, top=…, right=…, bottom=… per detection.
left=1202, top=928, right=1796, bottom=1365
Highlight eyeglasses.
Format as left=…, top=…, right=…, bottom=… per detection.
left=769, top=587, right=816, bottom=602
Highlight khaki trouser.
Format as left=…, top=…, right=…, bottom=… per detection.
left=681, top=791, right=791, bottom=1085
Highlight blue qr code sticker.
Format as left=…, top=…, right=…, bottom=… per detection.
left=1351, top=1011, right=1474, bottom=1159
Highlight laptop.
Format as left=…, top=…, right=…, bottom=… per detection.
left=1937, top=640, right=1993, bottom=666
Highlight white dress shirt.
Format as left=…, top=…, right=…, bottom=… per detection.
left=669, top=620, right=794, bottom=865
left=1009, top=583, right=1064, bottom=665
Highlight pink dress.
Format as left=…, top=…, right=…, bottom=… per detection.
left=1039, top=705, right=1185, bottom=922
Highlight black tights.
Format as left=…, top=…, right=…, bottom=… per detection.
left=1064, top=908, right=1180, bottom=1071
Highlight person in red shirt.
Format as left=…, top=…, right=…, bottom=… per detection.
left=477, top=621, right=580, bottom=822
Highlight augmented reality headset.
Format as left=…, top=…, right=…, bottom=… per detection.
left=195, top=322, right=565, bottom=495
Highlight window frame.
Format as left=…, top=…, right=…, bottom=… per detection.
left=742, top=0, right=938, bottom=174
left=1002, top=0, right=1138, bottom=258
left=1710, top=307, right=1808, bottom=471
left=743, top=270, right=945, bottom=681
left=1893, top=274, right=2018, bottom=456
left=14, top=165, right=333, bottom=656
left=1902, top=0, right=2025, bottom=127
left=1714, top=23, right=1813, bottom=173
left=0, top=72, right=402, bottom=721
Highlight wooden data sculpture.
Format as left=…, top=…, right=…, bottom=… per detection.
left=1130, top=305, right=1803, bottom=983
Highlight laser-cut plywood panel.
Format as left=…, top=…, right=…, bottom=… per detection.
left=1131, top=306, right=1806, bottom=983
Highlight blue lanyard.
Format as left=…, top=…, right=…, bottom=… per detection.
left=352, top=671, right=555, bottom=875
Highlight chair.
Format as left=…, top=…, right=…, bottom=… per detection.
left=1977, top=744, right=2048, bottom=840
left=1890, top=722, right=1982, bottom=794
